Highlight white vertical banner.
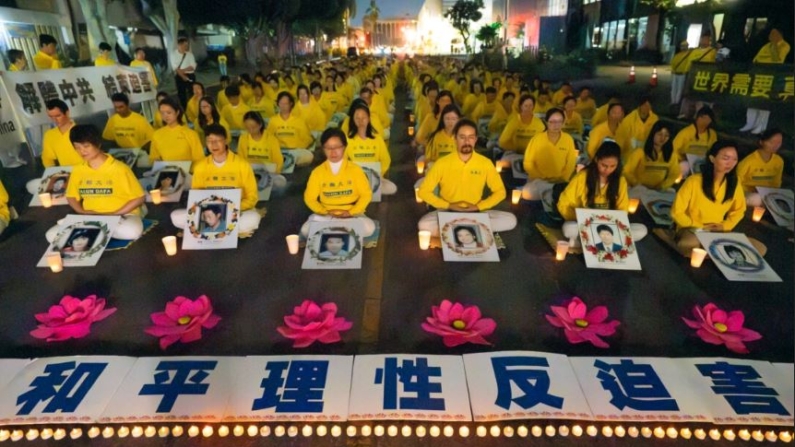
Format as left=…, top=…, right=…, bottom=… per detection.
left=0, top=356, right=136, bottom=425
left=0, top=76, right=28, bottom=167
left=99, top=357, right=240, bottom=424
left=0, top=359, right=32, bottom=396
left=348, top=355, right=471, bottom=421
left=463, top=351, right=592, bottom=422
left=569, top=357, right=713, bottom=423
left=1, top=66, right=157, bottom=128
left=675, top=358, right=794, bottom=426
left=224, top=356, right=353, bottom=423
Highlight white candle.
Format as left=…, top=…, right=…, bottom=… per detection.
left=150, top=189, right=162, bottom=205
left=415, top=187, right=423, bottom=203
left=161, top=236, right=178, bottom=256
left=416, top=160, right=425, bottom=174
left=690, top=248, right=707, bottom=268
left=628, top=198, right=640, bottom=213
left=285, top=234, right=300, bottom=255
left=418, top=230, right=431, bottom=250
left=46, top=252, right=63, bottom=273
left=752, top=206, right=766, bottom=222
left=556, top=240, right=570, bottom=261
left=511, top=189, right=521, bottom=205
left=39, top=193, right=53, bottom=208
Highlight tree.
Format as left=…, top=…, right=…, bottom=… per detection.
left=140, top=0, right=181, bottom=74
left=443, top=0, right=484, bottom=54
left=76, top=0, right=119, bottom=61
left=475, top=22, right=501, bottom=50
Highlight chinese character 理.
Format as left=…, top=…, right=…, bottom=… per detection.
left=491, top=356, right=564, bottom=411
left=730, top=74, right=752, bottom=96
left=139, top=360, right=217, bottom=413
left=697, top=362, right=790, bottom=416
left=252, top=360, right=329, bottom=413
left=16, top=362, right=107, bottom=415
left=595, top=359, right=678, bottom=411
left=374, top=357, right=445, bottom=411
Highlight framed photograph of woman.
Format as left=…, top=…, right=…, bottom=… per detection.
left=36, top=215, right=120, bottom=267
left=696, top=232, right=781, bottom=282
left=757, top=187, right=794, bottom=231
left=302, top=221, right=364, bottom=270
left=29, top=167, right=73, bottom=207
left=438, top=212, right=500, bottom=262
left=250, top=163, right=276, bottom=201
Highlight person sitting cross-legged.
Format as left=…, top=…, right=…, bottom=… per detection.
left=418, top=118, right=517, bottom=237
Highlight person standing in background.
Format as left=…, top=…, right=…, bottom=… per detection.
left=172, top=37, right=197, bottom=108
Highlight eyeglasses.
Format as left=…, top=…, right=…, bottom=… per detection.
left=323, top=145, right=346, bottom=151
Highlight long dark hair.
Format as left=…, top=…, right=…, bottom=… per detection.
left=644, top=121, right=674, bottom=162
left=197, top=96, right=220, bottom=129
left=585, top=141, right=623, bottom=209
left=692, top=106, right=715, bottom=141
left=428, top=104, right=462, bottom=144
left=700, top=140, right=738, bottom=204
left=347, top=100, right=377, bottom=139
left=433, top=90, right=455, bottom=116
left=243, top=110, right=266, bottom=135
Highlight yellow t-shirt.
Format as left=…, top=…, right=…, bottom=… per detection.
left=346, top=135, right=391, bottom=175
left=33, top=50, right=61, bottom=70
left=586, top=122, right=631, bottom=160
left=462, top=93, right=483, bottom=119
left=523, top=132, right=578, bottom=183
left=557, top=170, right=629, bottom=221
left=130, top=60, right=158, bottom=87
left=304, top=159, right=372, bottom=215
left=185, top=96, right=201, bottom=124
left=102, top=112, right=154, bottom=148
left=340, top=115, right=385, bottom=140
left=671, top=174, right=746, bottom=231
left=0, top=181, right=10, bottom=223
left=419, top=152, right=506, bottom=211
left=66, top=155, right=145, bottom=216
left=94, top=55, right=115, bottom=67
left=562, top=111, right=584, bottom=136
left=574, top=98, right=596, bottom=120
left=424, top=131, right=457, bottom=162
left=248, top=96, right=277, bottom=119
left=591, top=103, right=610, bottom=127
left=488, top=104, right=514, bottom=135
left=673, top=125, right=717, bottom=157
left=498, top=115, right=546, bottom=152
left=42, top=125, right=81, bottom=167
left=266, top=114, right=313, bottom=149
left=736, top=150, right=784, bottom=192
left=218, top=54, right=228, bottom=64
left=216, top=89, right=230, bottom=111
left=618, top=110, right=659, bottom=150
left=753, top=41, right=791, bottom=64
left=623, top=148, right=680, bottom=190
left=220, top=103, right=251, bottom=131
left=191, top=152, right=258, bottom=210
left=416, top=113, right=439, bottom=146
left=237, top=132, right=284, bottom=173
left=149, top=125, right=205, bottom=163
left=471, top=100, right=498, bottom=124
left=670, top=49, right=691, bottom=75
left=296, top=100, right=327, bottom=132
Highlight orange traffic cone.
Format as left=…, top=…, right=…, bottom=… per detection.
left=627, top=65, right=636, bottom=84
left=649, top=67, right=658, bottom=87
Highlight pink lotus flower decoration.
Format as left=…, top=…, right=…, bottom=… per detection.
left=545, top=297, right=620, bottom=348
left=277, top=300, right=353, bottom=348
left=30, top=295, right=116, bottom=342
left=145, top=295, right=221, bottom=350
left=421, top=300, right=496, bottom=347
left=682, top=303, right=761, bottom=354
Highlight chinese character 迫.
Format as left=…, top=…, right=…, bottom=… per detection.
left=16, top=362, right=107, bottom=415
left=252, top=360, right=329, bottom=413
left=594, top=359, right=678, bottom=411
left=696, top=362, right=790, bottom=416
left=139, top=360, right=217, bottom=413
left=491, top=356, right=563, bottom=411
left=374, top=357, right=445, bottom=411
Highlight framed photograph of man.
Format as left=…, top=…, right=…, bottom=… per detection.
left=355, top=161, right=382, bottom=202
left=576, top=209, right=642, bottom=271
left=36, top=215, right=120, bottom=268
left=696, top=232, right=782, bottom=282
left=140, top=161, right=191, bottom=203
left=250, top=163, right=276, bottom=202
left=641, top=190, right=675, bottom=226
left=29, top=167, right=73, bottom=206
left=280, top=150, right=297, bottom=174
left=302, top=220, right=364, bottom=270
left=182, top=189, right=242, bottom=250
left=108, top=148, right=141, bottom=168
left=438, top=212, right=500, bottom=262
left=757, top=187, right=794, bottom=231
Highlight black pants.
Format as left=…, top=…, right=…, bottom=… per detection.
left=174, top=73, right=196, bottom=108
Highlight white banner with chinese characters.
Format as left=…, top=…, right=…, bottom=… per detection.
left=464, top=351, right=593, bottom=422
left=224, top=356, right=352, bottom=423
left=674, top=358, right=794, bottom=426
left=0, top=359, right=31, bottom=397
left=0, top=77, right=27, bottom=167
left=348, top=355, right=472, bottom=422
left=0, top=356, right=136, bottom=426
left=569, top=357, right=713, bottom=424
left=0, top=66, right=157, bottom=128
left=98, top=357, right=240, bottom=424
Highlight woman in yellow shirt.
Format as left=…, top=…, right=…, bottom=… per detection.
left=296, top=84, right=327, bottom=132
left=574, top=87, right=597, bottom=122
left=736, top=128, right=784, bottom=207
left=424, top=104, right=461, bottom=163
left=624, top=121, right=680, bottom=196
left=347, top=102, right=396, bottom=195
left=557, top=141, right=647, bottom=246
left=185, top=82, right=204, bottom=124
left=522, top=108, right=578, bottom=201
left=561, top=96, right=584, bottom=138
left=670, top=141, right=765, bottom=257
left=416, top=90, right=454, bottom=146
left=462, top=80, right=484, bottom=119
left=586, top=102, right=628, bottom=160
left=150, top=97, right=204, bottom=164
left=238, top=111, right=286, bottom=189
left=248, top=82, right=277, bottom=120
left=673, top=106, right=717, bottom=176
left=266, top=92, right=314, bottom=167
left=195, top=96, right=230, bottom=143
left=498, top=94, right=546, bottom=159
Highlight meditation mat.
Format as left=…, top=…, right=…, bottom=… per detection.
left=105, top=219, right=158, bottom=251
left=238, top=206, right=268, bottom=239
left=535, top=223, right=583, bottom=255
left=652, top=228, right=682, bottom=254
left=299, top=220, right=381, bottom=248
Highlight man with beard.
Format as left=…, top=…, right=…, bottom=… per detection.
left=417, top=119, right=516, bottom=237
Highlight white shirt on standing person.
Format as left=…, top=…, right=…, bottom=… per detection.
left=171, top=39, right=196, bottom=77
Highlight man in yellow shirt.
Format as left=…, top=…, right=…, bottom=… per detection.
left=33, top=34, right=61, bottom=70
left=103, top=93, right=154, bottom=149
left=170, top=124, right=262, bottom=235
left=45, top=125, right=146, bottom=243
left=301, top=128, right=375, bottom=237
left=618, top=95, right=658, bottom=151
left=130, top=47, right=158, bottom=87
left=6, top=49, right=26, bottom=71
left=669, top=40, right=691, bottom=106
left=217, top=53, right=228, bottom=76
left=94, top=42, right=115, bottom=66
left=0, top=181, right=10, bottom=236
left=740, top=29, right=791, bottom=134
left=418, top=119, right=516, bottom=237
left=26, top=99, right=80, bottom=194
left=220, top=84, right=251, bottom=131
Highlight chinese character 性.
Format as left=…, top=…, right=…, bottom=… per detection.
left=139, top=360, right=217, bottom=413
left=696, top=362, right=790, bottom=416
left=252, top=360, right=329, bottom=413
left=374, top=357, right=445, bottom=411
left=16, top=362, right=107, bottom=415
left=595, top=359, right=679, bottom=411
left=491, top=356, right=564, bottom=410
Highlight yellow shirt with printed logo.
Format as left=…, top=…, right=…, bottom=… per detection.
left=498, top=114, right=546, bottom=152
left=424, top=131, right=457, bottom=163
left=33, top=50, right=61, bottom=70
left=673, top=124, right=717, bottom=158
left=186, top=96, right=201, bottom=124
left=248, top=96, right=277, bottom=119
left=149, top=125, right=205, bottom=163
left=191, top=152, right=258, bottom=210
left=671, top=174, right=745, bottom=231
left=557, top=170, right=629, bottom=221
left=736, top=150, right=783, bottom=192
left=237, top=131, right=284, bottom=173
left=618, top=109, right=659, bottom=151
left=221, top=103, right=251, bottom=131
left=102, top=112, right=154, bottom=148
left=304, top=159, right=372, bottom=215
left=42, top=125, right=81, bottom=167
left=419, top=152, right=506, bottom=211
left=66, top=155, right=145, bottom=216
left=130, top=60, right=158, bottom=87
left=347, top=135, right=391, bottom=175
left=623, top=148, right=680, bottom=190
left=523, top=132, right=578, bottom=183
left=562, top=111, right=584, bottom=136
left=296, top=100, right=327, bottom=132
left=266, top=114, right=313, bottom=149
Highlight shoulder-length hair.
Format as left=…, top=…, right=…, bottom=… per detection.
left=585, top=141, right=623, bottom=209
